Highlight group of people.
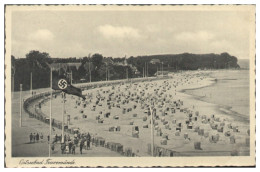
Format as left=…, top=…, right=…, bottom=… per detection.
left=31, top=129, right=94, bottom=155
left=79, top=132, right=92, bottom=154
left=61, top=140, right=76, bottom=154
left=29, top=133, right=43, bottom=143
left=48, top=132, right=92, bottom=155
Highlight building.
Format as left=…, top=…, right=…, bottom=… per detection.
left=114, top=58, right=128, bottom=66
left=48, top=63, right=82, bottom=71
left=102, top=58, right=114, bottom=65
left=150, top=59, right=160, bottom=64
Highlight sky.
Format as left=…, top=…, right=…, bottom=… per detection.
left=11, top=8, right=253, bottom=59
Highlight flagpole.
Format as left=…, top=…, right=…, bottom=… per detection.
left=162, top=62, right=164, bottom=77
left=62, top=92, right=65, bottom=143
left=106, top=63, right=108, bottom=82
left=30, top=72, right=32, bottom=95
left=150, top=105, right=154, bottom=157
left=89, top=60, right=91, bottom=83
left=108, top=68, right=110, bottom=81
left=71, top=71, right=73, bottom=84
left=12, top=67, right=15, bottom=99
left=49, top=68, right=52, bottom=157
left=19, top=84, right=22, bottom=127
left=59, top=63, right=60, bottom=75
left=145, top=62, right=146, bottom=78
left=157, top=66, right=158, bottom=77
left=12, top=73, right=14, bottom=99
left=147, top=63, right=149, bottom=78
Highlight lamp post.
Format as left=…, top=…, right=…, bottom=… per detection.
left=147, top=63, right=149, bottom=78
left=88, top=54, right=92, bottom=83
left=30, top=72, right=33, bottom=95
left=49, top=68, right=52, bottom=157
left=19, top=84, right=22, bottom=127
left=106, top=63, right=108, bottom=81
left=161, top=62, right=164, bottom=77
left=12, top=66, right=15, bottom=99
left=157, top=66, right=158, bottom=77
left=150, top=102, right=154, bottom=157
left=61, top=92, right=66, bottom=143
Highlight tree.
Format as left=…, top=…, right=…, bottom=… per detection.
left=11, top=55, right=15, bottom=76
left=12, top=50, right=240, bottom=91
left=78, top=65, right=87, bottom=79
left=26, top=50, right=52, bottom=69
left=91, top=53, right=103, bottom=69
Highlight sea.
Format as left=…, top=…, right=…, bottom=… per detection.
left=184, top=70, right=250, bottom=123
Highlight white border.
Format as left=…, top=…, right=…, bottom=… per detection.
left=1, top=0, right=258, bottom=171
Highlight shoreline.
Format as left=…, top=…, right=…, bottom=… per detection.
left=179, top=71, right=249, bottom=124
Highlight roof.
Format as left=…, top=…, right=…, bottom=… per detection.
left=102, top=58, right=114, bottom=64
left=48, top=63, right=82, bottom=70
left=150, top=59, right=160, bottom=63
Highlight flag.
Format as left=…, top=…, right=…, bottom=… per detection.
left=52, top=75, right=85, bottom=100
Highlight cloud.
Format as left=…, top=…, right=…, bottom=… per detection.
left=28, top=29, right=54, bottom=41
left=175, top=31, right=215, bottom=42
left=98, top=25, right=141, bottom=39
left=209, top=40, right=232, bottom=50
left=145, top=25, right=160, bottom=33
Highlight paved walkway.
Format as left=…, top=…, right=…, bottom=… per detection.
left=11, top=91, right=122, bottom=157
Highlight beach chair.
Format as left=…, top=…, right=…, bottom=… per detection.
left=194, top=142, right=202, bottom=150
left=98, top=119, right=104, bottom=123
left=230, top=136, right=236, bottom=144
left=113, top=115, right=119, bottom=120
left=132, top=126, right=139, bottom=138
left=198, top=129, right=204, bottom=136
left=160, top=139, right=167, bottom=145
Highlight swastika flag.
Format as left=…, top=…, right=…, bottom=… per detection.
left=52, top=75, right=85, bottom=100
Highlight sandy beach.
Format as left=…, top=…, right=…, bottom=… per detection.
left=12, top=70, right=250, bottom=157
left=36, top=70, right=250, bottom=156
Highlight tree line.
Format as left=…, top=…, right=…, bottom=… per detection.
left=11, top=50, right=239, bottom=91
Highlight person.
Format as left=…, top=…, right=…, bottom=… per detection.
left=29, top=133, right=33, bottom=143
left=40, top=133, right=43, bottom=142
left=69, top=140, right=73, bottom=154
left=71, top=144, right=76, bottom=155
left=74, top=137, right=78, bottom=146
left=61, top=143, right=65, bottom=154
left=65, top=144, right=69, bottom=154
left=33, top=133, right=36, bottom=143
left=80, top=141, right=84, bottom=154
left=55, top=134, right=58, bottom=143
left=47, top=135, right=50, bottom=142
left=74, top=133, right=78, bottom=139
left=36, top=133, right=39, bottom=142
left=84, top=140, right=87, bottom=150
left=51, top=143, right=55, bottom=152
left=87, top=133, right=91, bottom=150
